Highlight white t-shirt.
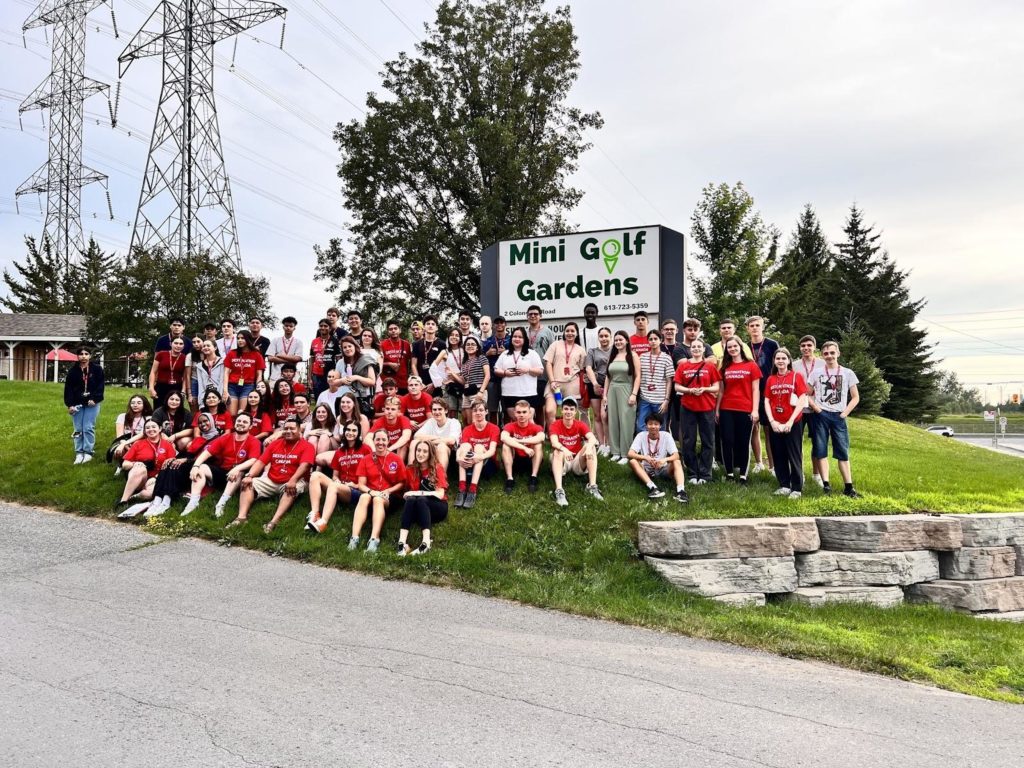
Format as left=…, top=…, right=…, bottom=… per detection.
left=268, top=334, right=304, bottom=382
left=629, top=430, right=678, bottom=461
left=810, top=365, right=860, bottom=413
left=581, top=326, right=602, bottom=351
left=795, top=357, right=826, bottom=413
left=317, top=388, right=344, bottom=416
left=415, top=417, right=462, bottom=443
left=494, top=349, right=543, bottom=397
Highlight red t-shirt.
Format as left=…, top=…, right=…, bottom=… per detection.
left=206, top=433, right=263, bottom=470
left=330, top=444, right=372, bottom=484
left=373, top=392, right=399, bottom=415
left=764, top=371, right=809, bottom=423
left=194, top=410, right=232, bottom=432
left=357, top=451, right=407, bottom=492
left=239, top=410, right=274, bottom=436
left=286, top=381, right=307, bottom=395
left=719, top=361, right=762, bottom=413
left=630, top=334, right=650, bottom=356
left=258, top=437, right=315, bottom=484
left=369, top=415, right=413, bottom=445
left=223, top=349, right=265, bottom=385
left=405, top=464, right=448, bottom=499
left=460, top=421, right=501, bottom=457
left=124, top=437, right=175, bottom=477
left=400, top=392, right=433, bottom=425
left=154, top=350, right=188, bottom=385
left=549, top=419, right=591, bottom=456
left=502, top=420, right=545, bottom=458
left=310, top=337, right=328, bottom=377
left=674, top=360, right=722, bottom=413
left=380, top=338, right=412, bottom=389
left=274, top=402, right=297, bottom=426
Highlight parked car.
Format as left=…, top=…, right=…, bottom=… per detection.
left=926, top=425, right=955, bottom=437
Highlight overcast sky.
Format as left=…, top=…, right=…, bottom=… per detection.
left=1, top=0, right=1022, bottom=403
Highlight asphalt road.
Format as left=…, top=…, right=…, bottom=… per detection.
left=1, top=503, right=1021, bottom=768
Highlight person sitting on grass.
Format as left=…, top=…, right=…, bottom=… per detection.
left=304, top=403, right=338, bottom=456
left=400, top=375, right=433, bottom=432
left=115, top=419, right=176, bottom=518
left=500, top=399, right=545, bottom=494
left=307, top=421, right=370, bottom=534
left=396, top=440, right=449, bottom=556
left=373, top=377, right=400, bottom=418
left=184, top=412, right=262, bottom=517
left=366, top=395, right=413, bottom=462
left=626, top=413, right=688, bottom=503
left=152, top=391, right=193, bottom=453
left=349, top=429, right=407, bottom=553
left=454, top=401, right=500, bottom=509
left=411, top=399, right=462, bottom=471
left=109, top=394, right=153, bottom=468
left=228, top=416, right=315, bottom=534
left=549, top=398, right=603, bottom=507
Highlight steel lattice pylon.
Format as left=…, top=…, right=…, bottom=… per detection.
left=16, top=0, right=110, bottom=266
left=119, top=1, right=286, bottom=269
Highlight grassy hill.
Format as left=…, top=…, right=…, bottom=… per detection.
left=2, top=380, right=1022, bottom=702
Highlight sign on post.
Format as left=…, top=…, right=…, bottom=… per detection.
left=983, top=410, right=996, bottom=422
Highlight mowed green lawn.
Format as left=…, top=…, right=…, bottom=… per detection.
left=2, top=380, right=1023, bottom=702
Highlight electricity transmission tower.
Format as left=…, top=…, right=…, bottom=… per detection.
left=119, top=1, right=286, bottom=269
left=16, top=1, right=112, bottom=266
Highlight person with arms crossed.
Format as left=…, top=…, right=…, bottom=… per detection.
left=500, top=399, right=546, bottom=493
left=627, top=413, right=688, bottom=502
left=808, top=341, right=862, bottom=498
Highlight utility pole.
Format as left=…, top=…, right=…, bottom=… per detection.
left=118, top=1, right=286, bottom=269
left=16, top=1, right=113, bottom=267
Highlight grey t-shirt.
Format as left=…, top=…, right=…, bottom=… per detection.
left=527, top=326, right=556, bottom=374
left=585, top=346, right=611, bottom=386
left=810, top=365, right=859, bottom=413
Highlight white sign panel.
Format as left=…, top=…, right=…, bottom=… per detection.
left=983, top=410, right=996, bottom=421
left=497, top=226, right=660, bottom=322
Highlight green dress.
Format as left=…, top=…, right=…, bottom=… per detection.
left=605, top=359, right=636, bottom=457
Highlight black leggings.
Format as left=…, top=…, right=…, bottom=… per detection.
left=400, top=496, right=449, bottom=531
left=768, top=426, right=804, bottom=491
left=719, top=410, right=753, bottom=477
left=152, top=459, right=194, bottom=499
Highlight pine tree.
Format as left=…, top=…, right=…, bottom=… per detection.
left=0, top=236, right=74, bottom=313
left=836, top=320, right=891, bottom=416
left=832, top=205, right=937, bottom=421
left=767, top=204, right=833, bottom=342
left=69, top=239, right=117, bottom=317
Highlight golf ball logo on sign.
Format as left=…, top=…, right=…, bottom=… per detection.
left=497, top=227, right=660, bottom=321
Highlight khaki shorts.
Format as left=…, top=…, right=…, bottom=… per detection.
left=562, top=449, right=589, bottom=476
left=252, top=475, right=309, bottom=499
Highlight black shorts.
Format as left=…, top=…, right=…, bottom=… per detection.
left=209, top=464, right=230, bottom=489
left=509, top=454, right=535, bottom=474
left=502, top=395, right=541, bottom=413
left=585, top=381, right=606, bottom=401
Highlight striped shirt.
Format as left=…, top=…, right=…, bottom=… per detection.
left=638, top=352, right=674, bottom=404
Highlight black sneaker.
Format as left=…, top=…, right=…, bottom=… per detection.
left=528, top=476, right=539, bottom=493
left=463, top=491, right=477, bottom=509
left=504, top=479, right=514, bottom=494
left=843, top=487, right=862, bottom=499
left=454, top=490, right=466, bottom=508
left=647, top=486, right=665, bottom=499
left=674, top=490, right=689, bottom=504
left=822, top=483, right=832, bottom=495
left=738, top=476, right=748, bottom=485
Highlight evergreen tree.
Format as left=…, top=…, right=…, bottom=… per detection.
left=0, top=236, right=74, bottom=313
left=689, top=182, right=781, bottom=329
left=767, top=204, right=833, bottom=341
left=832, top=205, right=937, bottom=421
left=69, top=238, right=118, bottom=317
left=836, top=320, right=891, bottom=416
left=316, top=0, right=602, bottom=321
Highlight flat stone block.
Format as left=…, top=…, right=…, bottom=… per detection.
left=711, top=592, right=766, bottom=607
left=646, top=555, right=798, bottom=597
left=939, top=547, right=1017, bottom=580
left=1016, top=546, right=1024, bottom=577
left=771, top=518, right=820, bottom=553
left=781, top=586, right=904, bottom=608
left=797, top=550, right=939, bottom=587
left=944, top=513, right=1024, bottom=547
left=639, top=519, right=794, bottom=559
left=816, top=515, right=962, bottom=552
left=906, top=577, right=1024, bottom=613
left=975, top=611, right=1024, bottom=622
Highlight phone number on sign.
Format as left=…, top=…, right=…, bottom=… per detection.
left=602, top=303, right=649, bottom=311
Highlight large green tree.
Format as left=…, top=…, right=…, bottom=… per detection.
left=315, top=0, right=602, bottom=322
left=688, top=182, right=781, bottom=329
left=766, top=204, right=834, bottom=342
left=1, top=236, right=75, bottom=313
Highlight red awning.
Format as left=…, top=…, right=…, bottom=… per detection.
left=45, top=348, right=78, bottom=362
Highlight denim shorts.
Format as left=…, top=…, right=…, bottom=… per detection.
left=812, top=410, right=850, bottom=461
left=227, top=382, right=255, bottom=399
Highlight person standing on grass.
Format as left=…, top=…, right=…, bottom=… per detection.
left=154, top=317, right=192, bottom=355
left=266, top=316, right=303, bottom=385
left=636, top=329, right=674, bottom=432
left=764, top=348, right=809, bottom=499
left=525, top=306, right=556, bottom=408
left=494, top=327, right=544, bottom=423
left=746, top=315, right=779, bottom=475
left=228, top=416, right=315, bottom=533
left=660, top=319, right=682, bottom=439
left=454, top=402, right=501, bottom=509
left=716, top=338, right=761, bottom=484
left=584, top=327, right=613, bottom=456
left=380, top=319, right=413, bottom=395
left=549, top=398, right=603, bottom=506
left=500, top=399, right=546, bottom=494
left=185, top=412, right=262, bottom=517
left=808, top=341, right=862, bottom=498
left=223, top=330, right=265, bottom=416
left=627, top=413, right=688, bottom=502
left=216, top=318, right=237, bottom=358
left=629, top=311, right=651, bottom=356
left=396, top=440, right=449, bottom=556
left=603, top=331, right=641, bottom=464
left=481, top=315, right=510, bottom=425
left=675, top=339, right=721, bottom=485
left=580, top=302, right=601, bottom=352
left=64, top=346, right=105, bottom=465
left=543, top=321, right=586, bottom=427
left=796, top=335, right=826, bottom=488
left=349, top=429, right=407, bottom=553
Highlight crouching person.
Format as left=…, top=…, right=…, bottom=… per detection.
left=228, top=416, right=315, bottom=533
left=627, top=413, right=688, bottom=502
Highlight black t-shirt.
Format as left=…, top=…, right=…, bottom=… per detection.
left=750, top=338, right=780, bottom=379
left=412, top=337, right=446, bottom=372
left=152, top=406, right=193, bottom=436
left=672, top=342, right=714, bottom=365
left=252, top=335, right=271, bottom=357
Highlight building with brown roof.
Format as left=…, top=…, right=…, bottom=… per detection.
left=0, top=313, right=88, bottom=381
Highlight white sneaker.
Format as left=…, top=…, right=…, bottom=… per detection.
left=609, top=454, right=621, bottom=462
left=118, top=502, right=150, bottom=519
left=73, top=453, right=84, bottom=465
left=81, top=454, right=92, bottom=464
left=616, top=457, right=629, bottom=465
left=214, top=501, right=227, bottom=519
left=598, top=445, right=611, bottom=457
left=143, top=498, right=170, bottom=517
left=788, top=491, right=802, bottom=499
left=181, top=497, right=200, bottom=516
left=774, top=487, right=792, bottom=496
left=813, top=475, right=824, bottom=488
left=114, top=466, right=123, bottom=477
left=752, top=463, right=765, bottom=473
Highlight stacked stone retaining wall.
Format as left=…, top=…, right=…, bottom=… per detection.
left=640, top=513, right=1024, bottom=620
